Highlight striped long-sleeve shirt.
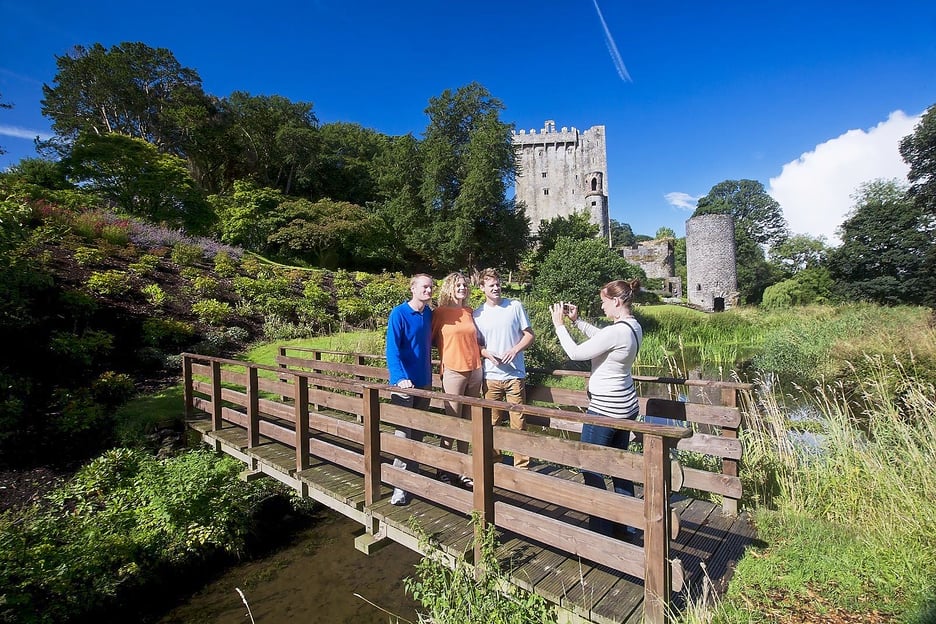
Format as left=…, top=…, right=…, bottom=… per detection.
left=554, top=317, right=642, bottom=419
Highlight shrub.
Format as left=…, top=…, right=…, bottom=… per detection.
left=360, top=273, right=409, bottom=321
left=191, top=299, right=233, bottom=326
left=193, top=326, right=250, bottom=355
left=261, top=315, right=318, bottom=341
left=49, top=388, right=112, bottom=440
left=91, top=371, right=136, bottom=407
left=240, top=254, right=262, bottom=276
left=333, top=269, right=358, bottom=298
left=0, top=449, right=258, bottom=624
left=141, top=318, right=195, bottom=348
left=99, top=222, right=130, bottom=246
left=213, top=250, right=238, bottom=277
left=86, top=270, right=131, bottom=297
left=128, top=253, right=161, bottom=275
left=48, top=329, right=114, bottom=369
left=72, top=209, right=108, bottom=241
left=141, top=283, right=167, bottom=307
left=337, top=297, right=371, bottom=325
left=170, top=242, right=204, bottom=266
left=302, top=278, right=331, bottom=308
left=58, top=289, right=98, bottom=321
left=405, top=513, right=554, bottom=624
left=189, top=275, right=219, bottom=298
left=73, top=245, right=104, bottom=266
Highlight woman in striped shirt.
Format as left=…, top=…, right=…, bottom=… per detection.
left=550, top=279, right=642, bottom=537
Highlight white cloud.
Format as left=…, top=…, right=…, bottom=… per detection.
left=768, top=110, right=920, bottom=245
left=664, top=191, right=698, bottom=210
left=0, top=124, right=50, bottom=140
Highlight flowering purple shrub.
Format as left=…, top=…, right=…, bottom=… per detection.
left=127, top=220, right=242, bottom=260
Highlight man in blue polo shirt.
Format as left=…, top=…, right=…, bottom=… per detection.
left=386, top=273, right=434, bottom=506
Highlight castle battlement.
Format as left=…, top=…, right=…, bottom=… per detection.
left=512, top=125, right=580, bottom=145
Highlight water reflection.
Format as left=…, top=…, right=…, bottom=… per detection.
left=155, top=508, right=422, bottom=624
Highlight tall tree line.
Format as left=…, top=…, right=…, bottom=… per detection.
left=33, top=43, right=529, bottom=274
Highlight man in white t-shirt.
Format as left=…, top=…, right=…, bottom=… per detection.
left=472, top=268, right=535, bottom=469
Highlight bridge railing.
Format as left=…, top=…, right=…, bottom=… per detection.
left=277, top=346, right=751, bottom=515
left=183, top=351, right=692, bottom=624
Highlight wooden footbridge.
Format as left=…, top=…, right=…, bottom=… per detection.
left=183, top=347, right=756, bottom=624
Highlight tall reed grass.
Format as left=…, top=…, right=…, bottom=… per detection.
left=700, top=357, right=936, bottom=623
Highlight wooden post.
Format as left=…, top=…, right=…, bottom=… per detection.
left=210, top=360, right=223, bottom=431
left=294, top=375, right=309, bottom=472
left=471, top=404, right=495, bottom=568
left=721, top=387, right=739, bottom=516
left=643, top=433, right=675, bottom=624
left=362, top=386, right=381, bottom=506
left=182, top=355, right=193, bottom=419
left=278, top=346, right=290, bottom=402
left=247, top=366, right=259, bottom=448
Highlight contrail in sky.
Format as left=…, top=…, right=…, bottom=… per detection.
left=0, top=125, right=51, bottom=141
left=592, top=0, right=632, bottom=82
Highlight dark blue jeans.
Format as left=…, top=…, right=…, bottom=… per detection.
left=581, top=415, right=635, bottom=536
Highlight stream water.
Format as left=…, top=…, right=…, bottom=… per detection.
left=153, top=507, right=422, bottom=624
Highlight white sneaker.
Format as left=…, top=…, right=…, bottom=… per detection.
left=390, top=488, right=410, bottom=506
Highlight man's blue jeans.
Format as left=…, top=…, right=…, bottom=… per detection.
left=580, top=415, right=635, bottom=536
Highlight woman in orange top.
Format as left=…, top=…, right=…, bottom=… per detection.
left=431, top=272, right=482, bottom=489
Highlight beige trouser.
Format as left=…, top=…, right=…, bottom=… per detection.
left=440, top=367, right=483, bottom=454
left=483, top=377, right=529, bottom=469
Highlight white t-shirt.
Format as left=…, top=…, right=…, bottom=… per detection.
left=473, top=298, right=532, bottom=381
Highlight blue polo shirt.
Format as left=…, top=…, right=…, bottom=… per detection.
left=386, top=301, right=432, bottom=387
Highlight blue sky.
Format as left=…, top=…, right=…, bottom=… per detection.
left=2, top=0, right=934, bottom=241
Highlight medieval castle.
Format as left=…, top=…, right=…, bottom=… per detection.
left=514, top=120, right=737, bottom=311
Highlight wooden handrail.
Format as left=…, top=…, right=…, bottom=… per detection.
left=183, top=352, right=693, bottom=624
left=274, top=346, right=747, bottom=514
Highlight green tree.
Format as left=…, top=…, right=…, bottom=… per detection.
left=828, top=179, right=936, bottom=306
left=217, top=91, right=319, bottom=193
left=533, top=237, right=643, bottom=316
left=761, top=267, right=835, bottom=309
left=655, top=226, right=676, bottom=239
left=417, top=82, right=528, bottom=271
left=208, top=179, right=283, bottom=251
left=266, top=198, right=387, bottom=269
left=6, top=158, right=71, bottom=190
left=899, top=103, right=936, bottom=217
left=314, top=122, right=385, bottom=205
left=371, top=133, right=424, bottom=271
left=694, top=179, right=789, bottom=303
left=536, top=211, right=598, bottom=252
left=64, top=133, right=212, bottom=232
left=609, top=219, right=636, bottom=247
left=768, top=233, right=831, bottom=278
left=694, top=179, right=788, bottom=247
left=41, top=42, right=210, bottom=156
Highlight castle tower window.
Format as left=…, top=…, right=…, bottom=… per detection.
left=541, top=172, right=547, bottom=178
left=591, top=178, right=598, bottom=191
left=543, top=188, right=549, bottom=195
left=591, top=201, right=597, bottom=206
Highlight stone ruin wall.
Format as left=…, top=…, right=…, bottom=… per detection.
left=513, top=120, right=609, bottom=237
left=620, top=239, right=674, bottom=279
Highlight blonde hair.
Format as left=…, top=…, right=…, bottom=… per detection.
left=478, top=268, right=500, bottom=285
left=439, top=272, right=469, bottom=307
left=410, top=273, right=433, bottom=288
left=601, top=278, right=640, bottom=305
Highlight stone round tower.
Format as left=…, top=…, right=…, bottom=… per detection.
left=583, top=171, right=609, bottom=239
left=685, top=214, right=738, bottom=311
